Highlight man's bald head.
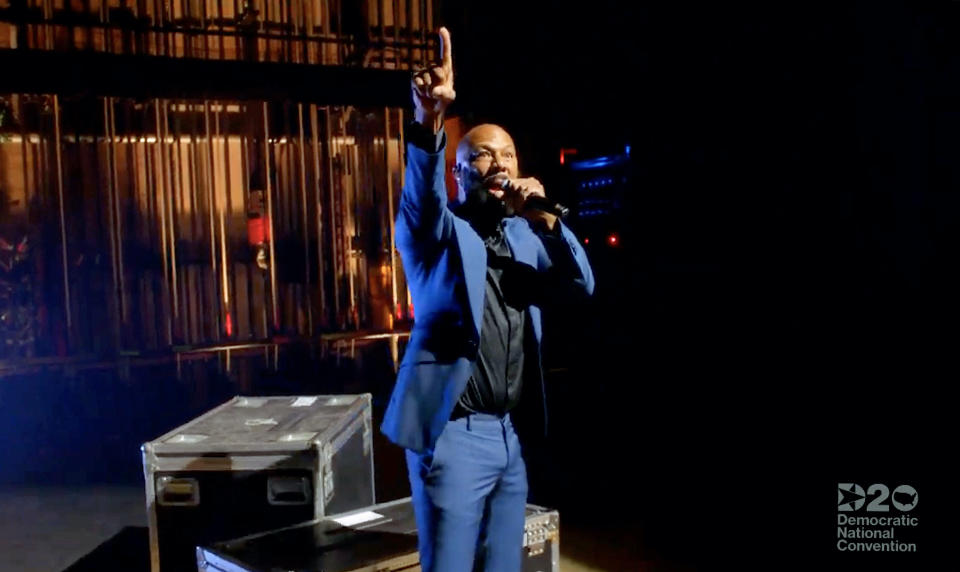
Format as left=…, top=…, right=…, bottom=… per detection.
left=452, top=123, right=519, bottom=206
left=455, top=124, right=516, bottom=166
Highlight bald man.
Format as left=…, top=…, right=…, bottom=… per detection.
left=380, top=27, right=595, bottom=572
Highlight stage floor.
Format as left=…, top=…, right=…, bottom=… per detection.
left=0, top=485, right=672, bottom=572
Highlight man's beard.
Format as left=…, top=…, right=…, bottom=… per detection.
left=454, top=186, right=513, bottom=236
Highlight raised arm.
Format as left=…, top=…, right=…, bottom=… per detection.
left=396, top=27, right=457, bottom=252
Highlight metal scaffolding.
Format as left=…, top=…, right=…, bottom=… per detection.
left=0, top=96, right=411, bottom=363
left=0, top=0, right=437, bottom=69
left=0, top=0, right=428, bottom=371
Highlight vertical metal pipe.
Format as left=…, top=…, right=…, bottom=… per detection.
left=263, top=102, right=279, bottom=330
left=297, top=103, right=313, bottom=335
left=280, top=104, right=292, bottom=242
left=309, top=104, right=326, bottom=327
left=179, top=0, right=189, bottom=57
left=151, top=0, right=160, bottom=55
left=384, top=107, right=398, bottom=325
left=217, top=0, right=225, bottom=59
left=52, top=95, right=72, bottom=340
left=204, top=100, right=222, bottom=339
left=18, top=96, right=32, bottom=231
left=174, top=103, right=192, bottom=341
left=231, top=0, right=241, bottom=61
left=377, top=0, right=385, bottom=68
left=201, top=0, right=210, bottom=59
left=148, top=0, right=156, bottom=55
left=240, top=133, right=255, bottom=338
left=242, top=131, right=266, bottom=340
left=406, top=0, right=413, bottom=69
left=109, top=98, right=128, bottom=324
left=11, top=95, right=26, bottom=210
left=162, top=102, right=180, bottom=325
left=286, top=127, right=297, bottom=334
left=397, top=107, right=407, bottom=318
left=263, top=0, right=271, bottom=62
left=285, top=0, right=293, bottom=63
left=334, top=0, right=342, bottom=63
left=184, top=102, right=202, bottom=341
left=130, top=109, right=151, bottom=345
left=158, top=0, right=168, bottom=56
left=98, top=0, right=109, bottom=53
left=419, top=0, right=426, bottom=66
left=319, top=0, right=327, bottom=64
left=43, top=0, right=53, bottom=50
left=153, top=102, right=171, bottom=344
left=299, top=0, right=308, bottom=64
left=428, top=0, right=435, bottom=36
left=133, top=0, right=142, bottom=55
left=178, top=104, right=200, bottom=341
left=348, top=144, right=358, bottom=328
left=189, top=107, right=201, bottom=341
left=171, top=0, right=179, bottom=57
left=103, top=98, right=122, bottom=348
left=219, top=104, right=234, bottom=338
left=324, top=107, right=340, bottom=325
left=392, top=0, right=400, bottom=69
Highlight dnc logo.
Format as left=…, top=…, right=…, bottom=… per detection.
left=838, top=483, right=917, bottom=512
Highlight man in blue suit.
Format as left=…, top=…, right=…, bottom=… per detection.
left=380, top=27, right=595, bottom=572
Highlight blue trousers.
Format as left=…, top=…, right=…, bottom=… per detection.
left=406, top=413, right=529, bottom=572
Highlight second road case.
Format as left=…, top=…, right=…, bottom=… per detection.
left=196, top=497, right=560, bottom=572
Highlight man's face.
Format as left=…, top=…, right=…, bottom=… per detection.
left=454, top=124, right=519, bottom=208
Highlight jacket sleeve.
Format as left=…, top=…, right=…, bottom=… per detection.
left=394, top=128, right=456, bottom=266
left=529, top=220, right=596, bottom=307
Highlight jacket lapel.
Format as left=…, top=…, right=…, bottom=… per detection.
left=504, top=219, right=543, bottom=343
left=503, top=218, right=538, bottom=268
left=453, top=216, right=486, bottom=337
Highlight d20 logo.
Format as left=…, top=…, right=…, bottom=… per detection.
left=838, top=483, right=866, bottom=512
left=837, top=483, right=918, bottom=512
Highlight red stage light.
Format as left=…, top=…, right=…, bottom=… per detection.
left=607, top=234, right=619, bottom=246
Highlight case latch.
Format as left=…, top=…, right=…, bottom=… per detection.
left=321, top=443, right=335, bottom=505
left=363, top=409, right=372, bottom=455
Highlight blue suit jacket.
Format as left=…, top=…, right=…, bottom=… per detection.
left=380, top=136, right=596, bottom=453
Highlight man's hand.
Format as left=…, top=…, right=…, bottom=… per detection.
left=501, top=177, right=559, bottom=231
left=412, top=27, right=455, bottom=133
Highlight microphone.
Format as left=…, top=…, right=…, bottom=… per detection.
left=522, top=195, right=570, bottom=219
left=498, top=177, right=570, bottom=218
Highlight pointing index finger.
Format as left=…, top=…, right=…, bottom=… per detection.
left=439, top=27, right=453, bottom=73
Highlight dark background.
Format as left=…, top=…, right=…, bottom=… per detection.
left=440, top=0, right=955, bottom=569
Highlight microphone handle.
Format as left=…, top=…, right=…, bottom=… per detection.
left=523, top=194, right=569, bottom=219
